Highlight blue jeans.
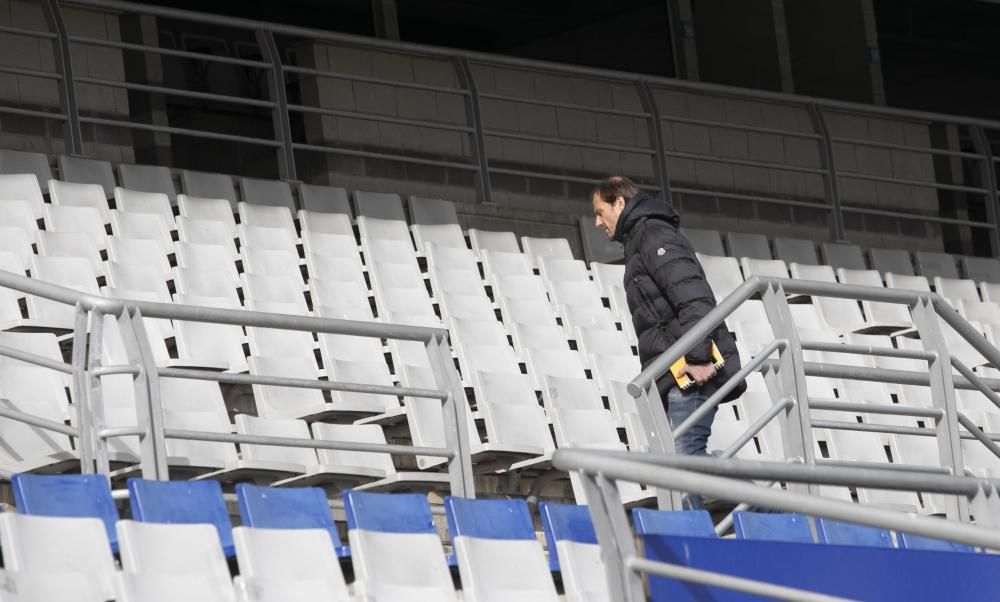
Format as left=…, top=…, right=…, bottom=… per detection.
left=666, top=382, right=719, bottom=509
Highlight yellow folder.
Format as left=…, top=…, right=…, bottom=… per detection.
left=669, top=341, right=726, bottom=390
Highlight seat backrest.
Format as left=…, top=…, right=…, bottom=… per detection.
left=631, top=508, right=716, bottom=537
left=239, top=177, right=296, bottom=210
left=0, top=173, right=45, bottom=219
left=814, top=518, right=893, bottom=547
left=915, top=250, right=959, bottom=279
left=821, top=242, right=867, bottom=271
left=773, top=237, right=819, bottom=265
left=238, top=201, right=296, bottom=232
left=468, top=228, right=520, bottom=255
left=962, top=256, right=1000, bottom=284
left=0, top=198, right=40, bottom=234
left=408, top=195, right=459, bottom=226
left=353, top=190, right=406, bottom=221
left=679, top=227, right=724, bottom=256
left=311, top=422, right=395, bottom=475
left=232, top=527, right=350, bottom=600
left=725, top=231, right=771, bottom=260
left=49, top=179, right=110, bottom=220
left=0, top=149, right=52, bottom=192
left=57, top=155, right=115, bottom=197
left=542, top=375, right=604, bottom=411
left=522, top=236, right=574, bottom=267
left=732, top=512, right=813, bottom=543
left=118, top=164, right=176, bottom=199
left=539, top=502, right=600, bottom=572
left=869, top=248, right=914, bottom=276
left=299, top=183, right=351, bottom=214
left=235, top=483, right=344, bottom=553
left=126, top=478, right=234, bottom=556
left=114, top=187, right=175, bottom=225
left=180, top=170, right=238, bottom=207
left=885, top=272, right=930, bottom=292
left=234, top=414, right=318, bottom=467
left=935, top=277, right=980, bottom=303
left=12, top=473, right=119, bottom=551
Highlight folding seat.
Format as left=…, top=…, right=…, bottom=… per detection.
left=242, top=246, right=303, bottom=282
left=430, top=267, right=488, bottom=299
left=27, top=255, right=99, bottom=327
left=311, top=280, right=374, bottom=322
left=299, top=210, right=353, bottom=240
left=445, top=497, right=559, bottom=602
left=959, top=300, right=1000, bottom=328
left=468, top=228, right=519, bottom=255
left=541, top=375, right=605, bottom=412
left=915, top=250, right=959, bottom=280
left=632, top=508, right=716, bottom=537
left=773, top=237, right=819, bottom=265
left=110, top=209, right=174, bottom=253
left=355, top=190, right=409, bottom=238
left=0, top=331, right=63, bottom=371
left=453, top=342, right=520, bottom=381
left=538, top=256, right=589, bottom=286
left=43, top=205, right=106, bottom=249
left=241, top=274, right=309, bottom=314
left=962, top=255, right=1000, bottom=284
left=961, top=436, right=1000, bottom=477
left=523, top=348, right=587, bottom=390
left=118, top=163, right=176, bottom=199
left=298, top=183, right=351, bottom=214
left=0, top=385, right=76, bottom=473
left=492, top=272, right=549, bottom=302
left=609, top=286, right=630, bottom=320
left=116, top=519, right=237, bottom=602
left=480, top=249, right=532, bottom=279
left=239, top=201, right=297, bottom=233
left=173, top=266, right=240, bottom=306
left=814, top=518, right=893, bottom=547
left=379, top=293, right=441, bottom=327
left=589, top=353, right=641, bottom=395
left=174, top=242, right=239, bottom=285
left=303, top=232, right=363, bottom=269
left=0, top=148, right=52, bottom=192
left=35, top=230, right=103, bottom=275
left=126, top=477, right=235, bottom=556
left=107, top=236, right=172, bottom=280
left=473, top=370, right=539, bottom=411
left=739, top=257, right=788, bottom=280
left=888, top=434, right=950, bottom=514
left=679, top=227, right=724, bottom=256
left=726, top=231, right=771, bottom=260
left=239, top=177, right=296, bottom=210
left=697, top=253, right=743, bottom=300
left=869, top=248, right=914, bottom=276
left=548, top=280, right=605, bottom=311
left=539, top=502, right=612, bottom=598
left=177, top=194, right=237, bottom=235
left=236, top=484, right=346, bottom=556
left=409, top=196, right=466, bottom=250
left=789, top=262, right=835, bottom=282
left=590, top=261, right=625, bottom=295
left=0, top=198, right=40, bottom=233
left=172, top=295, right=246, bottom=371
left=425, top=241, right=477, bottom=271
left=510, top=322, right=568, bottom=355
left=49, top=179, right=111, bottom=221
left=732, top=512, right=813, bottom=542
left=246, top=324, right=315, bottom=362
left=180, top=170, right=238, bottom=207
left=0, top=513, right=118, bottom=602
left=238, top=225, right=299, bottom=262
left=0, top=236, right=29, bottom=278
left=12, top=473, right=118, bottom=552
left=809, top=269, right=905, bottom=334
left=499, top=295, right=559, bottom=327
left=176, top=215, right=238, bottom=257
left=934, top=276, right=980, bottom=304
left=560, top=305, right=619, bottom=333
left=821, top=242, right=867, bottom=271
left=319, top=333, right=400, bottom=414
left=522, top=236, right=573, bottom=267
left=57, top=155, right=115, bottom=197
left=885, top=272, right=930, bottom=292
left=104, top=261, right=174, bottom=339
left=478, top=396, right=555, bottom=460
left=248, top=356, right=336, bottom=421
left=0, top=173, right=46, bottom=219
left=449, top=316, right=508, bottom=348
left=233, top=526, right=351, bottom=602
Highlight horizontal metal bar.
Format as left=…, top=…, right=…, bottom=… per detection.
left=721, top=397, right=794, bottom=459
left=670, top=186, right=831, bottom=211
left=841, top=204, right=994, bottom=228
left=292, top=142, right=478, bottom=171
left=283, top=64, right=466, bottom=95
left=800, top=340, right=936, bottom=362
left=91, top=364, right=140, bottom=376
left=158, top=367, right=448, bottom=400
left=67, top=35, right=273, bottom=68
left=0, top=105, right=67, bottom=120
left=956, top=412, right=1000, bottom=461
left=810, top=400, right=943, bottom=419
left=73, top=76, right=276, bottom=108
left=837, top=170, right=989, bottom=194
left=483, top=128, right=655, bottom=155
left=626, top=556, right=851, bottom=602
left=0, top=402, right=78, bottom=436
left=477, top=91, right=649, bottom=118
left=0, top=343, right=74, bottom=374
left=811, top=419, right=943, bottom=439
left=97, top=426, right=144, bottom=439
left=163, top=428, right=454, bottom=458
left=489, top=166, right=613, bottom=186
left=817, top=458, right=952, bottom=475
left=286, top=103, right=473, bottom=132
left=659, top=113, right=822, bottom=140
left=829, top=135, right=983, bottom=160
left=0, top=24, right=57, bottom=39
left=0, top=65, right=61, bottom=80
left=78, top=115, right=284, bottom=147
left=664, top=149, right=829, bottom=175
left=554, top=449, right=1000, bottom=549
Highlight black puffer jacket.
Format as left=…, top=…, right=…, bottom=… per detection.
left=613, top=191, right=742, bottom=396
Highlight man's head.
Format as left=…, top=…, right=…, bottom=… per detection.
left=592, top=176, right=639, bottom=239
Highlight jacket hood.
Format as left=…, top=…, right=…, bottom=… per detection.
left=612, top=190, right=680, bottom=243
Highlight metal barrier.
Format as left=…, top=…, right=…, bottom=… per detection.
left=0, top=269, right=476, bottom=498
left=0, top=0, right=987, bottom=254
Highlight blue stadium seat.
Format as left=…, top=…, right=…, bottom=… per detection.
left=732, top=511, right=814, bottom=543
left=236, top=483, right=349, bottom=557
left=12, top=473, right=119, bottom=552
left=631, top=508, right=716, bottom=537
left=445, top=496, right=558, bottom=601
left=896, top=532, right=976, bottom=553
left=126, top=478, right=234, bottom=556
left=815, top=518, right=894, bottom=548
left=539, top=502, right=611, bottom=600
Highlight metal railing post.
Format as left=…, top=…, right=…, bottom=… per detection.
left=910, top=297, right=969, bottom=520
left=256, top=29, right=297, bottom=181
left=636, top=80, right=672, bottom=202
left=633, top=381, right=684, bottom=510
left=70, top=303, right=95, bottom=473
left=86, top=310, right=110, bottom=474
left=117, top=307, right=168, bottom=479
left=807, top=104, right=846, bottom=242
left=426, top=332, right=475, bottom=498
left=453, top=57, right=493, bottom=205
left=579, top=472, right=645, bottom=602
left=970, top=125, right=1000, bottom=258
left=761, top=283, right=816, bottom=493
left=42, top=0, right=83, bottom=155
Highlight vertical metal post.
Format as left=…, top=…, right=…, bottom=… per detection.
left=636, top=80, right=672, bottom=202
left=43, top=0, right=83, bottom=155
left=807, top=104, right=846, bottom=242
left=87, top=310, right=110, bottom=474
left=426, top=333, right=475, bottom=498
left=70, top=303, right=94, bottom=473
left=118, top=308, right=168, bottom=480
left=761, top=283, right=815, bottom=493
left=633, top=382, right=684, bottom=510
left=910, top=298, right=969, bottom=520
left=970, top=125, right=1000, bottom=259
left=453, top=57, right=493, bottom=205
left=579, top=472, right=645, bottom=602
left=256, top=29, right=297, bottom=181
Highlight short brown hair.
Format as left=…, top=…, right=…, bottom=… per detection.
left=592, top=176, right=640, bottom=205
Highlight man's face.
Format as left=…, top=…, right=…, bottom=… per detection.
left=592, top=194, right=625, bottom=239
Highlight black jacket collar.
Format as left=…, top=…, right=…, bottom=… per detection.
left=612, top=190, right=681, bottom=244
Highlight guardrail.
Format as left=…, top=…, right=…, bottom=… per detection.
left=0, top=0, right=985, bottom=255
left=0, top=269, right=476, bottom=498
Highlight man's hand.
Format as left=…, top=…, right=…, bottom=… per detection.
left=683, top=362, right=717, bottom=386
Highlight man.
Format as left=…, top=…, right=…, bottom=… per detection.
left=591, top=176, right=744, bottom=478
